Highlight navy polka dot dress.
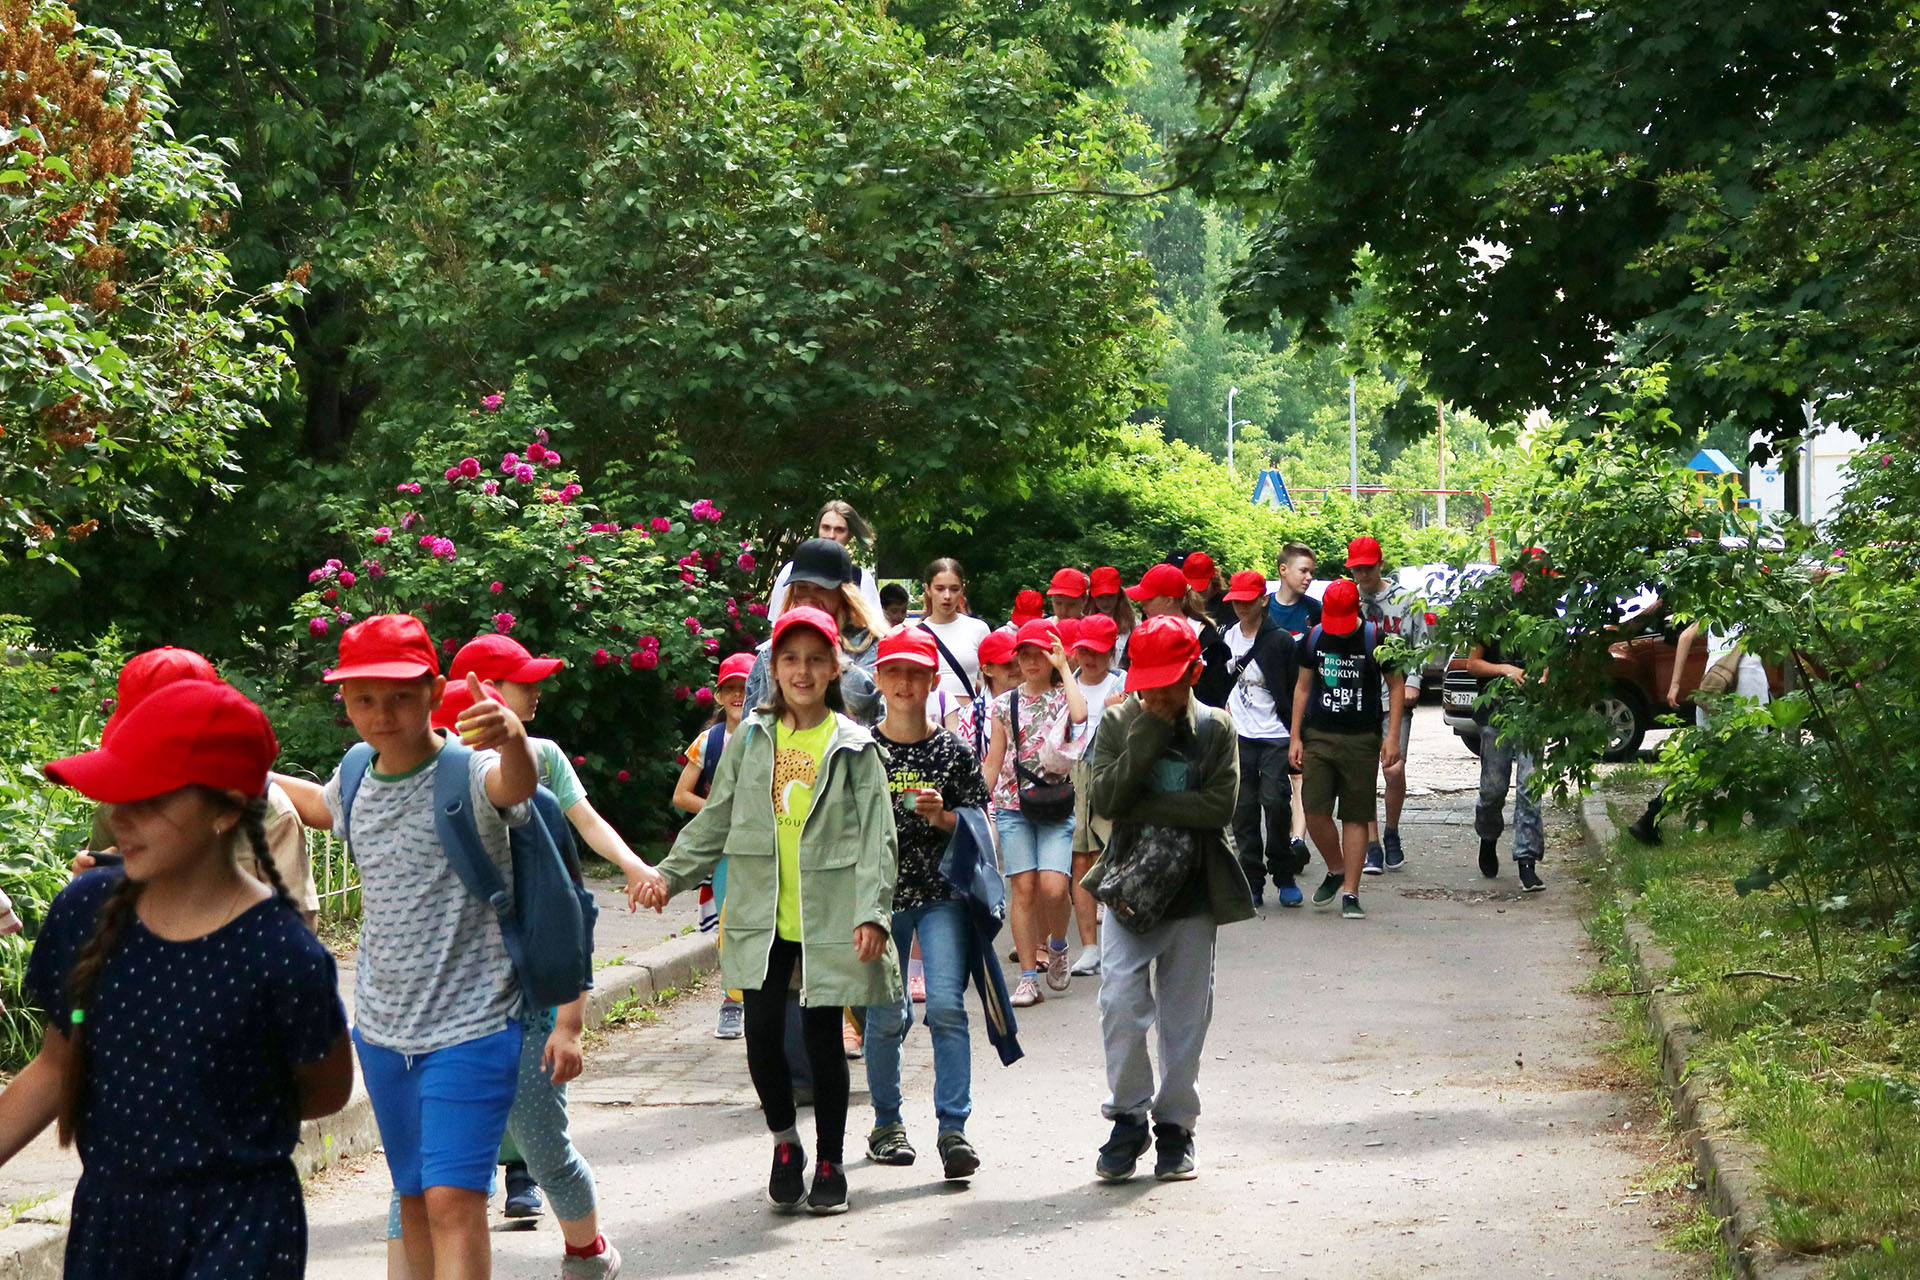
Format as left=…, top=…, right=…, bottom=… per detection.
left=25, top=868, right=348, bottom=1280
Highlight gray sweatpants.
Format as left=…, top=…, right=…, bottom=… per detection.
left=1098, top=912, right=1218, bottom=1131
left=1475, top=730, right=1543, bottom=862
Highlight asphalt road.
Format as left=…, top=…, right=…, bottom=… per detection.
left=304, top=706, right=1697, bottom=1279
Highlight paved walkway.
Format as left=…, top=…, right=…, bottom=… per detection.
left=304, top=708, right=1696, bottom=1278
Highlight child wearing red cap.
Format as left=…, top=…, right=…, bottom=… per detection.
left=293, top=615, right=584, bottom=1275
left=1346, top=535, right=1428, bottom=875
left=73, top=648, right=321, bottom=928
left=981, top=618, right=1088, bottom=1004
left=1288, top=581, right=1406, bottom=920
left=644, top=605, right=901, bottom=1216
left=1046, top=567, right=1090, bottom=620
left=3, top=681, right=351, bottom=1279
left=1083, top=614, right=1250, bottom=1184
left=860, top=628, right=990, bottom=1178
left=1220, top=569, right=1307, bottom=908
left=674, top=652, right=756, bottom=1040
left=1064, top=614, right=1127, bottom=975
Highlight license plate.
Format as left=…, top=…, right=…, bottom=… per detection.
left=1445, top=689, right=1474, bottom=710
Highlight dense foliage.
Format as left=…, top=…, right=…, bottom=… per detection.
left=0, top=2, right=295, bottom=562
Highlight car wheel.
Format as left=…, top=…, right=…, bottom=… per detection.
left=1457, top=730, right=1481, bottom=757
left=1596, top=682, right=1648, bottom=762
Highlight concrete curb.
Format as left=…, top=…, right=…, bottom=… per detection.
left=0, top=931, right=719, bottom=1279
left=1577, top=796, right=1820, bottom=1280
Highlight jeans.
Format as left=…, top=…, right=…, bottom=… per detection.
left=864, top=898, right=972, bottom=1134
left=996, top=807, right=1075, bottom=876
left=1232, top=736, right=1294, bottom=891
left=1098, top=913, right=1218, bottom=1131
left=1475, top=730, right=1543, bottom=861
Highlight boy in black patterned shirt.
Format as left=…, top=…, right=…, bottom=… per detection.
left=862, top=628, right=990, bottom=1181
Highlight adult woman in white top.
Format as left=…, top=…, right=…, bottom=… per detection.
left=917, top=559, right=992, bottom=739
left=767, top=500, right=885, bottom=619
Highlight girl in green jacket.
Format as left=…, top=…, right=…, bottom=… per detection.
left=647, top=605, right=901, bottom=1216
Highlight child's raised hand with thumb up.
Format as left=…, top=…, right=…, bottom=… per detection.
left=454, top=671, right=524, bottom=752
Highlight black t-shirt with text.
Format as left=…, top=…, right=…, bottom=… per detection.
left=875, top=727, right=990, bottom=913
left=1303, top=625, right=1384, bottom=734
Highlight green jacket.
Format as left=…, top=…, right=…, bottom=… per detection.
left=1087, top=693, right=1254, bottom=928
left=658, top=710, right=902, bottom=1008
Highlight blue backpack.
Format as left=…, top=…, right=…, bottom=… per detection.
left=338, top=739, right=598, bottom=1010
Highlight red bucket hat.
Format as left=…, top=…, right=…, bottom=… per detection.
left=450, top=634, right=563, bottom=684
left=1321, top=579, right=1362, bottom=636
left=326, top=614, right=440, bottom=682
left=47, top=679, right=278, bottom=803
left=1124, top=616, right=1202, bottom=692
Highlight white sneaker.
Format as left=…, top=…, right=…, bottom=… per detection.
left=1011, top=975, right=1043, bottom=1007
left=561, top=1242, right=622, bottom=1278
left=1069, top=953, right=1101, bottom=978
left=1045, top=947, right=1071, bottom=991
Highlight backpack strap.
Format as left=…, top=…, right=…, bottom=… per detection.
left=697, top=722, right=727, bottom=796
left=336, top=742, right=378, bottom=843
left=917, top=622, right=977, bottom=700
left=429, top=739, right=515, bottom=922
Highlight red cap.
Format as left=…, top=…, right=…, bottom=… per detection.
left=1054, top=617, right=1083, bottom=652
left=1124, top=616, right=1202, bottom=692
left=1014, top=618, right=1061, bottom=652
left=771, top=604, right=840, bottom=651
left=1125, top=562, right=1190, bottom=603
left=326, top=614, right=440, bottom=682
left=1046, top=567, right=1089, bottom=599
left=103, top=647, right=220, bottom=746
left=1089, top=566, right=1123, bottom=597
left=431, top=677, right=503, bottom=731
left=977, top=631, right=1017, bottom=667
left=1321, top=579, right=1361, bottom=635
left=47, top=679, right=277, bottom=803
left=876, top=628, right=939, bottom=670
left=717, top=652, right=756, bottom=687
left=1345, top=536, right=1383, bottom=568
left=1009, top=589, right=1045, bottom=628
left=1181, top=552, right=1216, bottom=594
left=1223, top=569, right=1269, bottom=603
left=1074, top=614, right=1118, bottom=654
left=450, top=634, right=563, bottom=685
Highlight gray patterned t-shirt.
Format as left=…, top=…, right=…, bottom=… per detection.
left=324, top=743, right=529, bottom=1054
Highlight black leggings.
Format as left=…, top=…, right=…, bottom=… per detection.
left=743, top=937, right=849, bottom=1163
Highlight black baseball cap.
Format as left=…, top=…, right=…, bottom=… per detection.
left=789, top=537, right=856, bottom=589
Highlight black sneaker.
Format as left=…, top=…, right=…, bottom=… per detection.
left=807, top=1159, right=849, bottom=1215
left=1626, top=813, right=1663, bottom=846
left=1152, top=1123, right=1196, bottom=1181
left=1341, top=893, right=1366, bottom=920
left=767, top=1141, right=807, bottom=1210
left=937, top=1131, right=981, bottom=1180
left=1095, top=1118, right=1152, bottom=1182
left=1362, top=842, right=1385, bottom=875
left=866, top=1123, right=916, bottom=1166
left=1478, top=838, right=1500, bottom=878
left=502, top=1160, right=543, bottom=1218
left=1517, top=858, right=1545, bottom=893
left=1383, top=830, right=1405, bottom=871
left=1290, top=838, right=1312, bottom=876
left=1311, top=873, right=1342, bottom=907
left=1250, top=888, right=1265, bottom=908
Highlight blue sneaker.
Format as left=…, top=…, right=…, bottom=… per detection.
left=1362, top=842, right=1385, bottom=876
left=1383, top=831, right=1405, bottom=871
left=1277, top=883, right=1304, bottom=908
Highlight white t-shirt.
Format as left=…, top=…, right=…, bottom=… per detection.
left=767, top=560, right=884, bottom=620
left=1699, top=627, right=1770, bottom=727
left=1073, top=670, right=1126, bottom=751
left=919, top=615, right=992, bottom=698
left=1224, top=624, right=1286, bottom=741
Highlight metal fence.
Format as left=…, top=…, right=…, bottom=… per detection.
left=310, top=828, right=361, bottom=921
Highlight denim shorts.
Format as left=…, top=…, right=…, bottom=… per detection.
left=996, top=806, right=1075, bottom=876
left=354, top=1020, right=522, bottom=1196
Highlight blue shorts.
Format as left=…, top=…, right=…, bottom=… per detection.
left=354, top=1021, right=521, bottom=1196
left=996, top=807, right=1075, bottom=877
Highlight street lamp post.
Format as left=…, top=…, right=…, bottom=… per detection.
left=1349, top=375, right=1359, bottom=498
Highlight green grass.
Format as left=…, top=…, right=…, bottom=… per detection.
left=1595, top=808, right=1920, bottom=1273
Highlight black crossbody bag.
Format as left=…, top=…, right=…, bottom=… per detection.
left=1010, top=691, right=1075, bottom=823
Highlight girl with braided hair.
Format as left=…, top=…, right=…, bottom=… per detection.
left=0, top=680, right=352, bottom=1279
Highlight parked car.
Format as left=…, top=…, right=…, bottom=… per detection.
left=1440, top=600, right=1784, bottom=761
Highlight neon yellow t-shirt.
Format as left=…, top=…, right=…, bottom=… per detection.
left=772, top=717, right=834, bottom=941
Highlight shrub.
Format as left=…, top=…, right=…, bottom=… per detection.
left=275, top=387, right=766, bottom=837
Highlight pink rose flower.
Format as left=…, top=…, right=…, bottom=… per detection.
left=593, top=649, right=612, bottom=666
left=445, top=466, right=462, bottom=483
left=501, top=451, right=520, bottom=473
left=747, top=602, right=769, bottom=617
left=651, top=516, right=673, bottom=533
left=490, top=581, right=504, bottom=594
left=482, top=394, right=504, bottom=413
left=514, top=464, right=536, bottom=483
left=630, top=649, right=658, bottom=670
left=673, top=685, right=691, bottom=700
left=338, top=570, right=356, bottom=587
left=372, top=526, right=392, bottom=544
left=736, top=552, right=755, bottom=572
left=308, top=617, right=329, bottom=636
left=545, top=451, right=562, bottom=467
left=482, top=480, right=499, bottom=495
left=616, top=769, right=631, bottom=782
left=492, top=612, right=515, bottom=633
left=702, top=637, right=719, bottom=654
left=400, top=511, right=422, bottom=531
left=322, top=588, right=338, bottom=601
left=460, top=456, right=482, bottom=478
left=695, top=687, right=715, bottom=707
left=680, top=569, right=698, bottom=585
left=573, top=754, right=586, bottom=765
left=525, top=443, right=548, bottom=466
left=443, top=636, right=459, bottom=653
left=535, top=428, right=550, bottom=445
left=1510, top=569, right=1527, bottom=593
